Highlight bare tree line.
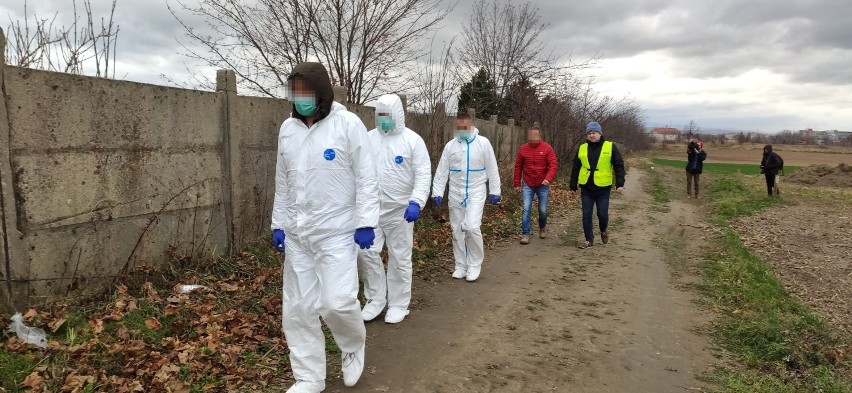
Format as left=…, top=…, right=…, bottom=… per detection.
left=5, top=0, right=652, bottom=166
left=168, top=0, right=453, bottom=104
left=5, top=0, right=119, bottom=78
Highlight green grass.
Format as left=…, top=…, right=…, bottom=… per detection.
left=707, top=177, right=783, bottom=220
left=106, top=301, right=174, bottom=345
left=643, top=162, right=671, bottom=211
left=0, top=351, right=36, bottom=392
left=699, top=176, right=851, bottom=391
left=652, top=158, right=800, bottom=176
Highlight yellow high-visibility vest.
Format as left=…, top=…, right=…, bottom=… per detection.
left=578, top=141, right=614, bottom=187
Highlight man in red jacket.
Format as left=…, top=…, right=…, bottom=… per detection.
left=513, top=127, right=558, bottom=244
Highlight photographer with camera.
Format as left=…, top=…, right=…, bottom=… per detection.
left=760, top=145, right=784, bottom=196
left=685, top=140, right=707, bottom=199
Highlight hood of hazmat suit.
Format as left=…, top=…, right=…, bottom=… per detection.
left=367, top=94, right=432, bottom=225
left=271, top=65, right=380, bottom=239
left=287, top=62, right=336, bottom=123
left=432, top=127, right=501, bottom=207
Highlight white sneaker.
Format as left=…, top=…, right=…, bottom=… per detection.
left=361, top=300, right=386, bottom=321
left=466, top=266, right=481, bottom=282
left=384, top=307, right=409, bottom=324
left=286, top=380, right=325, bottom=393
left=342, top=344, right=365, bottom=387
left=452, top=268, right=467, bottom=279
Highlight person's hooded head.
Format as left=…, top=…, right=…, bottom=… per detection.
left=764, top=144, right=773, bottom=154
left=374, top=94, right=405, bottom=135
left=287, top=62, right=335, bottom=122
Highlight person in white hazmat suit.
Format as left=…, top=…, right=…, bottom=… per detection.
left=271, top=62, right=380, bottom=393
left=357, top=94, right=432, bottom=324
left=431, top=112, right=501, bottom=282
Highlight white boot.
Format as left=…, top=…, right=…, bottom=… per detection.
left=342, top=344, right=365, bottom=387
left=286, top=380, right=326, bottom=393
left=465, top=265, right=481, bottom=282
left=384, top=307, right=409, bottom=324
left=361, top=299, right=386, bottom=321
left=452, top=268, right=467, bottom=279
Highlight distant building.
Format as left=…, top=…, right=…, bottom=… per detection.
left=649, top=127, right=680, bottom=142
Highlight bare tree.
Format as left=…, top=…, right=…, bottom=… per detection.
left=409, top=37, right=458, bottom=163
left=456, top=0, right=594, bottom=101
left=5, top=0, right=119, bottom=78
left=683, top=120, right=699, bottom=141
left=170, top=0, right=453, bottom=104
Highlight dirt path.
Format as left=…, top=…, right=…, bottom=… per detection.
left=325, top=169, right=716, bottom=392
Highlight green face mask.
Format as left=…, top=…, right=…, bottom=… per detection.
left=456, top=130, right=470, bottom=141
left=377, top=116, right=396, bottom=133
left=292, top=96, right=318, bottom=116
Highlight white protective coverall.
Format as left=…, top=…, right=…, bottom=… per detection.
left=272, top=101, right=379, bottom=383
left=432, top=128, right=501, bottom=278
left=357, top=94, right=431, bottom=317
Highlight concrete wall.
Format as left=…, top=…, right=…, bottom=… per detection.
left=1, top=65, right=231, bottom=310
left=0, top=29, right=525, bottom=312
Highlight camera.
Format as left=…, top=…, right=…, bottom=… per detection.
left=687, top=141, right=698, bottom=153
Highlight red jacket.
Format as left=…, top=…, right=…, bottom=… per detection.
left=513, top=141, right=558, bottom=188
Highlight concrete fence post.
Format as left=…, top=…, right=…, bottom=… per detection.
left=508, top=118, right=517, bottom=160
left=399, top=94, right=408, bottom=114
left=216, top=69, right=239, bottom=253
left=0, top=28, right=30, bottom=313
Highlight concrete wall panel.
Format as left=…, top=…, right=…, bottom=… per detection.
left=22, top=204, right=227, bottom=303
left=13, top=150, right=223, bottom=229
left=5, top=67, right=222, bottom=151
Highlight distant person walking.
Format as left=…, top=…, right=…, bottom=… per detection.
left=513, top=126, right=558, bottom=244
left=569, top=121, right=626, bottom=249
left=760, top=145, right=784, bottom=196
left=685, top=140, right=707, bottom=199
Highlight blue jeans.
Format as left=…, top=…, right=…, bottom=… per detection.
left=581, top=188, right=610, bottom=242
left=521, top=183, right=549, bottom=235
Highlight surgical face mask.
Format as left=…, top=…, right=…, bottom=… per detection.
left=456, top=130, right=470, bottom=141
left=377, top=116, right=395, bottom=133
left=292, top=96, right=318, bottom=116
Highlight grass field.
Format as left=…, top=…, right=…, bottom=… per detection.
left=651, top=158, right=800, bottom=176
left=651, top=144, right=850, bottom=167
left=642, top=159, right=852, bottom=392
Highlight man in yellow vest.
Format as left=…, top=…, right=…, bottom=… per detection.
left=568, top=121, right=626, bottom=249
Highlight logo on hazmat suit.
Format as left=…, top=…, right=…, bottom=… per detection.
left=324, top=149, right=336, bottom=161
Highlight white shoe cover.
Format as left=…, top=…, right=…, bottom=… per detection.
left=384, top=307, right=409, bottom=324
left=452, top=269, right=467, bottom=279
left=361, top=300, right=386, bottom=321
left=286, top=380, right=325, bottom=393
left=342, top=344, right=365, bottom=387
left=466, top=266, right=481, bottom=282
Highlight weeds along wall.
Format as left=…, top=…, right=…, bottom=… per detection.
left=0, top=35, right=527, bottom=313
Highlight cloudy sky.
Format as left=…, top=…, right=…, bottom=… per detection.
left=2, top=0, right=850, bottom=132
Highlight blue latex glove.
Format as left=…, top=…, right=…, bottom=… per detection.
left=354, top=227, right=375, bottom=249
left=432, top=196, right=443, bottom=207
left=489, top=194, right=501, bottom=205
left=272, top=229, right=285, bottom=253
left=404, top=201, right=421, bottom=222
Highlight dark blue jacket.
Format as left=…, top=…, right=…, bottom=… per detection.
left=686, top=148, right=707, bottom=174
